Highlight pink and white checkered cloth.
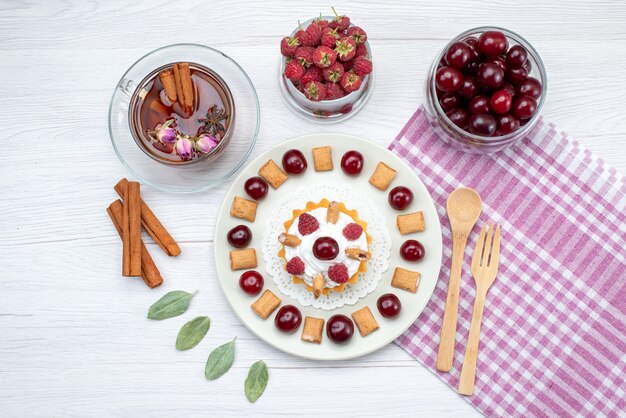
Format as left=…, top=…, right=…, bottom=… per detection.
left=391, top=107, right=626, bottom=418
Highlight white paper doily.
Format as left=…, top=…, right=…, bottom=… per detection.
left=262, top=182, right=391, bottom=310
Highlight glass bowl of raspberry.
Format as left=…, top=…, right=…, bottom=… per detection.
left=424, top=26, right=547, bottom=153
left=278, top=11, right=374, bottom=123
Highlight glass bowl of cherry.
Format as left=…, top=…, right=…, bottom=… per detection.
left=424, top=27, right=547, bottom=153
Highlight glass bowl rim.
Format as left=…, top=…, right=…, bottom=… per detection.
left=108, top=43, right=260, bottom=194
left=429, top=26, right=547, bottom=144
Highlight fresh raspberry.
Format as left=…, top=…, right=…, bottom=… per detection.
left=328, top=263, right=350, bottom=283
left=297, top=213, right=319, bottom=235
left=302, top=81, right=326, bottom=101
left=342, top=223, right=363, bottom=240
left=313, top=46, right=337, bottom=68
left=355, top=43, right=368, bottom=58
left=284, top=60, right=305, bottom=81
left=353, top=56, right=373, bottom=77
left=323, top=62, right=345, bottom=83
left=305, top=22, right=323, bottom=45
left=300, top=65, right=323, bottom=86
left=324, top=81, right=344, bottom=100
left=280, top=36, right=300, bottom=57
left=286, top=257, right=305, bottom=275
left=342, top=58, right=355, bottom=72
left=321, top=28, right=340, bottom=48
left=340, top=71, right=362, bottom=93
left=295, top=26, right=316, bottom=47
left=347, top=26, right=367, bottom=44
left=329, top=8, right=350, bottom=31
left=295, top=46, right=314, bottom=67
left=335, top=36, right=356, bottom=61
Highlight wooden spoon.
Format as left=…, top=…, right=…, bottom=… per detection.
left=436, top=187, right=482, bottom=372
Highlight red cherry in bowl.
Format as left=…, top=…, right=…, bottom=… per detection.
left=512, top=96, right=538, bottom=120
left=326, top=314, right=354, bottom=344
left=388, top=186, right=413, bottom=211
left=445, top=41, right=472, bottom=69
left=313, top=237, right=339, bottom=260
left=446, top=108, right=470, bottom=130
left=496, top=113, right=520, bottom=135
left=439, top=93, right=462, bottom=113
left=274, top=305, right=302, bottom=333
left=227, top=225, right=252, bottom=248
left=505, top=45, right=528, bottom=69
left=516, top=77, right=542, bottom=99
left=458, top=76, right=478, bottom=99
left=282, top=149, right=307, bottom=175
left=341, top=150, right=364, bottom=176
left=490, top=89, right=513, bottom=115
left=400, top=239, right=425, bottom=261
left=468, top=95, right=490, bottom=114
left=477, top=31, right=508, bottom=56
left=477, top=63, right=504, bottom=90
left=469, top=114, right=497, bottom=137
left=435, top=66, right=463, bottom=92
left=244, top=176, right=268, bottom=201
left=239, top=270, right=264, bottom=295
left=377, top=293, right=402, bottom=318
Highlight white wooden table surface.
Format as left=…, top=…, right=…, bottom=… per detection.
left=2, top=1, right=625, bottom=416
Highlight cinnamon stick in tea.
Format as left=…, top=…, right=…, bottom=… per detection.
left=173, top=62, right=194, bottom=114
left=128, top=181, right=142, bottom=276
left=121, top=186, right=131, bottom=276
left=114, top=178, right=181, bottom=257
left=107, top=200, right=163, bottom=288
left=158, top=69, right=177, bottom=103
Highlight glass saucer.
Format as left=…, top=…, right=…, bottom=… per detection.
left=108, top=43, right=260, bottom=193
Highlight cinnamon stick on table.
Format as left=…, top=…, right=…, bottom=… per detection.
left=121, top=187, right=131, bottom=276
left=107, top=200, right=163, bottom=288
left=128, top=181, right=142, bottom=276
left=114, top=178, right=181, bottom=257
left=172, top=62, right=194, bottom=114
left=158, top=69, right=177, bottom=103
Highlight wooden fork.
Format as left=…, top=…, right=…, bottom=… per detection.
left=458, top=223, right=501, bottom=396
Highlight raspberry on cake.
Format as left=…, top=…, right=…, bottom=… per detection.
left=278, top=199, right=372, bottom=298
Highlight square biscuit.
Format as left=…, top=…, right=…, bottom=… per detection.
left=301, top=316, right=324, bottom=344
left=312, top=146, right=333, bottom=172
left=391, top=267, right=421, bottom=293
left=251, top=290, right=281, bottom=319
left=351, top=306, right=379, bottom=337
left=230, top=196, right=258, bottom=222
left=229, top=248, right=257, bottom=271
left=397, top=211, right=425, bottom=234
left=369, top=162, right=397, bottom=191
left=258, top=159, right=288, bottom=189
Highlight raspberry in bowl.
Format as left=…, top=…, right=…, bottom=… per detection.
left=278, top=8, right=374, bottom=122
left=424, top=27, right=547, bottom=153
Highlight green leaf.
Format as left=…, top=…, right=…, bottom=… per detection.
left=175, top=316, right=210, bottom=350
left=147, top=290, right=196, bottom=320
left=204, top=339, right=236, bottom=381
left=244, top=360, right=268, bottom=403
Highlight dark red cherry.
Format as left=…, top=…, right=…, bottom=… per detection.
left=485, top=56, right=508, bottom=73
left=340, top=150, right=364, bottom=175
left=516, top=77, right=542, bottom=99
left=400, top=239, right=425, bottom=261
left=468, top=95, right=490, bottom=114
left=465, top=61, right=480, bottom=77
left=469, top=114, right=497, bottom=136
left=326, top=314, right=354, bottom=344
left=244, top=176, right=268, bottom=201
left=506, top=66, right=528, bottom=84
left=501, top=82, right=516, bottom=97
left=512, top=96, right=537, bottom=120
left=388, top=186, right=413, bottom=210
left=506, top=45, right=528, bottom=68
left=439, top=93, right=461, bottom=112
left=446, top=108, right=470, bottom=130
left=435, top=66, right=463, bottom=92
left=477, top=63, right=504, bottom=90
left=490, top=89, right=513, bottom=114
left=239, top=270, right=264, bottom=295
left=445, top=41, right=472, bottom=69
left=377, top=293, right=402, bottom=318
left=227, top=225, right=252, bottom=248
left=496, top=113, right=520, bottom=135
left=274, top=305, right=302, bottom=333
left=313, top=237, right=339, bottom=260
left=282, top=149, right=307, bottom=175
left=463, top=36, right=479, bottom=49
left=458, top=76, right=478, bottom=99
left=523, top=59, right=532, bottom=73
left=477, top=31, right=508, bottom=56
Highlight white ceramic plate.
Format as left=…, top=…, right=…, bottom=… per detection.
left=214, top=133, right=442, bottom=360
